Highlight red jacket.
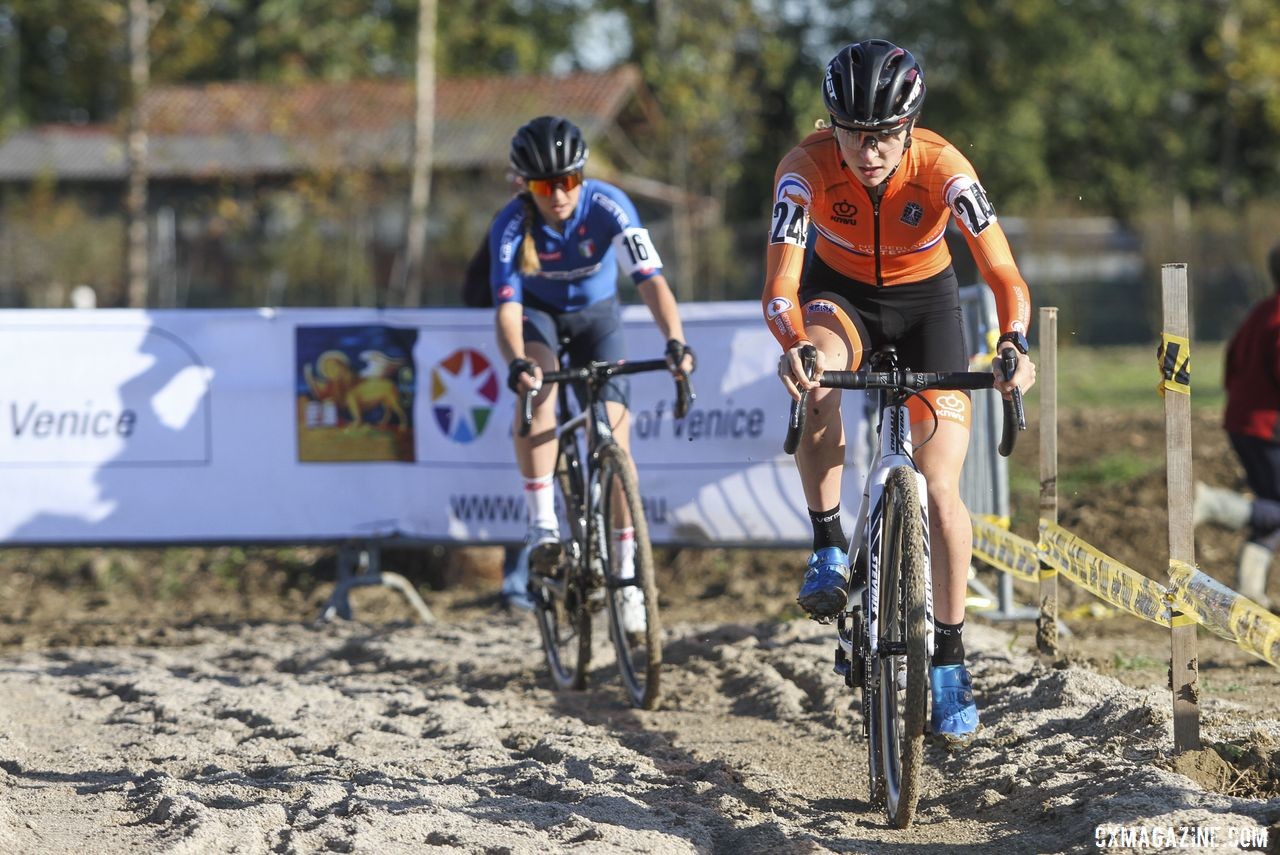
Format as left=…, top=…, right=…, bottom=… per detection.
left=1224, top=293, right=1280, bottom=441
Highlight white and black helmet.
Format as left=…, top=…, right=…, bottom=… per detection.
left=823, top=40, right=926, bottom=131
left=509, top=115, right=589, bottom=180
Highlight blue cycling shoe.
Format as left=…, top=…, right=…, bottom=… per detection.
left=502, top=545, right=535, bottom=612
left=931, top=663, right=979, bottom=745
left=796, top=546, right=850, bottom=619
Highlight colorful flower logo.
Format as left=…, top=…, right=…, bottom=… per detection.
left=431, top=349, right=499, bottom=443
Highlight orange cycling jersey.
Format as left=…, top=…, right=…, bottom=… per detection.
left=763, top=126, right=1031, bottom=350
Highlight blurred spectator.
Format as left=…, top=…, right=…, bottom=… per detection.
left=461, top=219, right=496, bottom=309
left=1194, top=242, right=1280, bottom=610
left=460, top=179, right=533, bottom=610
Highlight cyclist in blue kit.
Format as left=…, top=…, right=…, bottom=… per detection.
left=491, top=115, right=694, bottom=632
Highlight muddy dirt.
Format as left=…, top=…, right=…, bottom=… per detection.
left=1, top=407, right=1278, bottom=853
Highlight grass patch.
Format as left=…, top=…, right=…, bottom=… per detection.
left=1058, top=452, right=1160, bottom=494
left=1111, top=651, right=1163, bottom=671
left=1048, top=342, right=1224, bottom=412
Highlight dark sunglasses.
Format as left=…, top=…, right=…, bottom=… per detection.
left=527, top=171, right=584, bottom=197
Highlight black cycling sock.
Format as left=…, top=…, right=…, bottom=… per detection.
left=808, top=505, right=849, bottom=554
left=933, top=620, right=966, bottom=666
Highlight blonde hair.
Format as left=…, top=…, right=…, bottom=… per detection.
left=518, top=193, right=541, bottom=276
left=815, top=118, right=830, bottom=130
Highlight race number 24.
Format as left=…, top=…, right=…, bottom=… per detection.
left=951, top=181, right=996, bottom=236
left=770, top=200, right=807, bottom=246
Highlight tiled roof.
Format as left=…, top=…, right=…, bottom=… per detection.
left=0, top=66, right=645, bottom=181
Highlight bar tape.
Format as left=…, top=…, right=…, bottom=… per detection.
left=1157, top=332, right=1191, bottom=396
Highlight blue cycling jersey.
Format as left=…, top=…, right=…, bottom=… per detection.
left=489, top=179, right=663, bottom=312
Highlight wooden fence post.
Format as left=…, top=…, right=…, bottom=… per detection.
left=1161, top=263, right=1202, bottom=753
left=1037, top=307, right=1059, bottom=655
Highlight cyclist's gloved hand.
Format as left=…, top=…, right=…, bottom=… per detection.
left=507, top=357, right=540, bottom=394
left=778, top=341, right=823, bottom=401
left=991, top=331, right=1037, bottom=399
left=665, top=338, right=696, bottom=375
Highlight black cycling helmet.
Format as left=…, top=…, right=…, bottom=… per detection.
left=823, top=39, right=925, bottom=131
left=509, top=115, right=589, bottom=180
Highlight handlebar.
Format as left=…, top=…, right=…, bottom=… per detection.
left=784, top=352, right=1026, bottom=458
left=517, top=357, right=695, bottom=437
left=998, top=350, right=1026, bottom=457
left=783, top=345, right=817, bottom=455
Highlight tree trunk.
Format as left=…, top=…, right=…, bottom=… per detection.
left=125, top=0, right=150, bottom=308
left=400, top=0, right=436, bottom=307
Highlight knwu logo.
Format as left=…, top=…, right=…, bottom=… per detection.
left=933, top=393, right=967, bottom=424
left=431, top=349, right=500, bottom=443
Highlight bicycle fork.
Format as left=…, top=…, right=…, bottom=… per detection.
left=834, top=403, right=936, bottom=737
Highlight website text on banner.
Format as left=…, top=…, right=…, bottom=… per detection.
left=0, top=305, right=868, bottom=546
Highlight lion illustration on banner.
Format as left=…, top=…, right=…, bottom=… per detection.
left=304, top=349, right=409, bottom=429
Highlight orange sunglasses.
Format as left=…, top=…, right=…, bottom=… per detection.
left=527, top=171, right=584, bottom=197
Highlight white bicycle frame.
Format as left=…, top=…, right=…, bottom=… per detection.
left=839, top=397, right=936, bottom=669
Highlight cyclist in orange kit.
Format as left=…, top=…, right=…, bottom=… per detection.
left=764, top=39, right=1036, bottom=743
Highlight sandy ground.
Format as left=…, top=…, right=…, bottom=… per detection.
left=0, top=602, right=1277, bottom=854
left=1, top=407, right=1279, bottom=853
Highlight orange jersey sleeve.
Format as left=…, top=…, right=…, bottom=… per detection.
left=762, top=144, right=823, bottom=350
left=929, top=143, right=1032, bottom=335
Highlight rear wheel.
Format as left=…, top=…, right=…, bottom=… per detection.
left=597, top=442, right=662, bottom=709
left=531, top=430, right=591, bottom=690
left=869, top=465, right=929, bottom=828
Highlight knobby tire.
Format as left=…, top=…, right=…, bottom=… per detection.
left=597, top=442, right=663, bottom=709
left=873, top=465, right=929, bottom=828
left=533, top=430, right=591, bottom=690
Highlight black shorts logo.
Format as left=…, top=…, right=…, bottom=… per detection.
left=900, top=201, right=923, bottom=227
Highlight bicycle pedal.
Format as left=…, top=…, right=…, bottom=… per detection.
left=528, top=542, right=563, bottom=575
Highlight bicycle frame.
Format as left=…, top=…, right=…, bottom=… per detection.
left=553, top=374, right=619, bottom=591
left=521, top=353, right=694, bottom=707
left=844, top=391, right=936, bottom=665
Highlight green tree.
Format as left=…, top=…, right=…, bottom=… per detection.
left=870, top=0, right=1280, bottom=217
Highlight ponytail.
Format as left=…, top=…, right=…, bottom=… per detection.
left=518, top=193, right=541, bottom=277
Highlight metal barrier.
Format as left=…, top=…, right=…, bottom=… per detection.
left=958, top=284, right=1033, bottom=620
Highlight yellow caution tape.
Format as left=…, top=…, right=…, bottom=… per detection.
left=971, top=517, right=1280, bottom=667
left=1156, top=332, right=1191, bottom=396
left=1038, top=522, right=1173, bottom=626
left=1168, top=559, right=1280, bottom=669
left=971, top=514, right=1039, bottom=582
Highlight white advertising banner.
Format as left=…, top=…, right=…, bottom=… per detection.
left=0, top=304, right=864, bottom=546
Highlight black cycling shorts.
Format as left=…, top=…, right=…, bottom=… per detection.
left=522, top=294, right=629, bottom=407
left=799, top=255, right=967, bottom=373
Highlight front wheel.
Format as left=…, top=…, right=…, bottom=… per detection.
left=869, top=465, right=929, bottom=828
left=596, top=443, right=662, bottom=709
left=531, top=431, right=592, bottom=691
left=531, top=547, right=592, bottom=692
